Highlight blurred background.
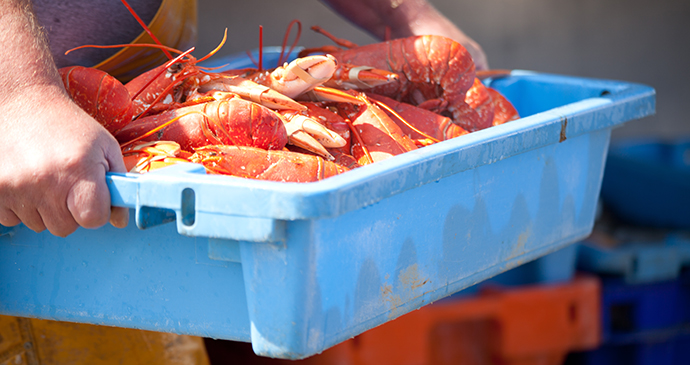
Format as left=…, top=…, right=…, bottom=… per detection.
left=195, top=0, right=690, bottom=140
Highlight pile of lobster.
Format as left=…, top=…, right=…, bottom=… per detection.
left=60, top=8, right=519, bottom=183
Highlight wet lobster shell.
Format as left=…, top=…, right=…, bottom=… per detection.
left=326, top=35, right=481, bottom=130
left=366, top=93, right=469, bottom=143
left=115, top=97, right=288, bottom=152
left=465, top=78, right=495, bottom=130
left=59, top=66, right=134, bottom=135
left=487, top=88, right=520, bottom=126
left=334, top=92, right=418, bottom=165
left=190, top=145, right=348, bottom=182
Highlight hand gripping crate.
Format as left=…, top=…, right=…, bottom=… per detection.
left=0, top=50, right=655, bottom=359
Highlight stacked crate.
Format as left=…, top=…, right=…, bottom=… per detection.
left=570, top=138, right=690, bottom=364
left=572, top=236, right=690, bottom=365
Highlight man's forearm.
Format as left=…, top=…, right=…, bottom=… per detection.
left=320, top=0, right=433, bottom=40
left=0, top=0, right=63, bottom=107
left=320, top=0, right=488, bottom=69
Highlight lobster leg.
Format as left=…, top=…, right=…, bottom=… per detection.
left=324, top=64, right=399, bottom=90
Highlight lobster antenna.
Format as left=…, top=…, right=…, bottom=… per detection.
left=195, top=28, right=228, bottom=63
left=277, top=20, right=303, bottom=66
left=310, top=26, right=358, bottom=49
left=128, top=47, right=196, bottom=104
left=384, top=26, right=391, bottom=41
left=246, top=51, right=259, bottom=69
left=344, top=117, right=373, bottom=165
left=119, top=112, right=203, bottom=149
left=65, top=43, right=184, bottom=56
left=476, top=69, right=513, bottom=80
left=259, top=26, right=263, bottom=71
left=120, top=0, right=173, bottom=60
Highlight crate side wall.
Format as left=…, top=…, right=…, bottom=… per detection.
left=243, top=128, right=610, bottom=358
left=0, top=217, right=252, bottom=341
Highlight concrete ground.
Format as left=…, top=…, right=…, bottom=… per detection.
left=195, top=0, right=689, bottom=140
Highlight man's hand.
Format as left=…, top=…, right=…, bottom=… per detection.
left=0, top=85, right=128, bottom=237
left=321, top=0, right=489, bottom=70
left=0, top=0, right=127, bottom=237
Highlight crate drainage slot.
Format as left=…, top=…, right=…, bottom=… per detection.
left=181, top=188, right=196, bottom=226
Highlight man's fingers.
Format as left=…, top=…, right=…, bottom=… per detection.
left=104, top=138, right=129, bottom=229
left=110, top=206, right=129, bottom=228
left=39, top=203, right=80, bottom=237
left=16, top=207, right=47, bottom=233
left=66, top=166, right=111, bottom=229
left=0, top=208, right=21, bottom=227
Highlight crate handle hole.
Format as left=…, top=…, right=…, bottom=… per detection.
left=569, top=303, right=578, bottom=323
left=600, top=90, right=612, bottom=97
left=181, top=188, right=196, bottom=226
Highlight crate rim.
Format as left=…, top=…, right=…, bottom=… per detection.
left=105, top=72, right=655, bottom=223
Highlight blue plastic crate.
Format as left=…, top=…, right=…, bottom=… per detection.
left=572, top=334, right=690, bottom=365
left=578, top=234, right=690, bottom=284
left=453, top=242, right=579, bottom=297
left=599, top=272, right=690, bottom=339
left=572, top=272, right=690, bottom=365
left=0, top=50, right=655, bottom=359
left=600, top=139, right=690, bottom=229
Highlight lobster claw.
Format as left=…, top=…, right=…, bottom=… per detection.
left=324, top=64, right=399, bottom=90
left=268, top=55, right=338, bottom=98
left=280, top=112, right=347, bottom=161
left=198, top=76, right=306, bottom=111
left=122, top=141, right=191, bottom=173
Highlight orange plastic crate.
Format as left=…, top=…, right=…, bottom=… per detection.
left=294, top=275, right=601, bottom=365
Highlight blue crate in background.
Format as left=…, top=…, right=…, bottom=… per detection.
left=571, top=271, right=690, bottom=365
left=578, top=234, right=690, bottom=284
left=572, top=334, right=690, bottom=365
left=0, top=50, right=655, bottom=359
left=599, top=272, right=690, bottom=337
left=600, top=139, right=690, bottom=229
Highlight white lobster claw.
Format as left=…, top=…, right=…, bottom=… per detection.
left=280, top=112, right=348, bottom=161
left=268, top=55, right=337, bottom=99
left=198, top=76, right=306, bottom=111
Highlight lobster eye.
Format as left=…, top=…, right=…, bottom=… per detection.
left=168, top=63, right=184, bottom=74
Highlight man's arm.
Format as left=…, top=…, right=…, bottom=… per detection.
left=0, top=0, right=128, bottom=237
left=320, top=0, right=488, bottom=70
